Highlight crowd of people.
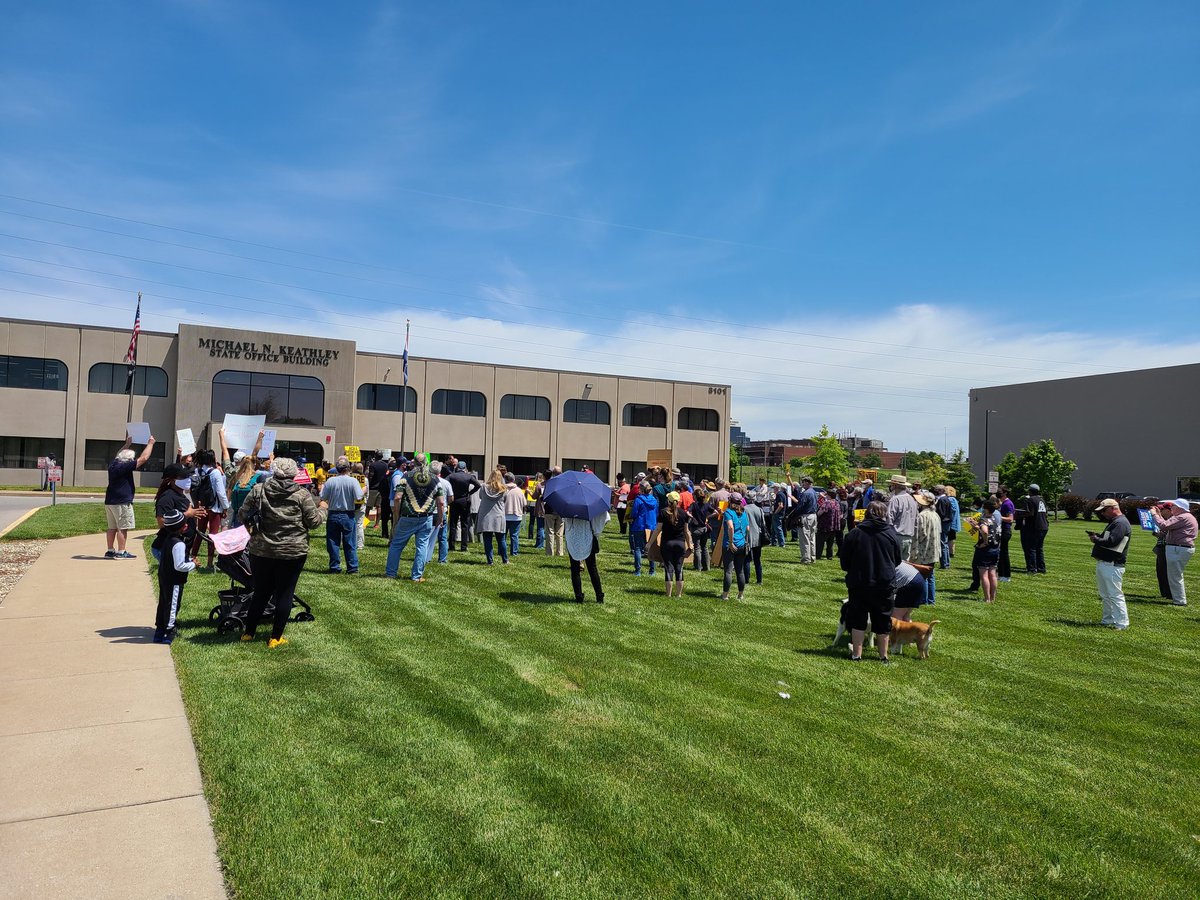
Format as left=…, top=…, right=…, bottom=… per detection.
left=102, top=433, right=1196, bottom=652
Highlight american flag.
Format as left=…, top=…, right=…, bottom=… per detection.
left=123, top=294, right=141, bottom=393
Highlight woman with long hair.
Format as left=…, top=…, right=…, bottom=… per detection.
left=475, top=469, right=509, bottom=564
left=718, top=493, right=750, bottom=601
left=659, top=491, right=693, bottom=597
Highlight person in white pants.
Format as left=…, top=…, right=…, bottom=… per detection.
left=1090, top=498, right=1131, bottom=630
left=1152, top=498, right=1197, bottom=606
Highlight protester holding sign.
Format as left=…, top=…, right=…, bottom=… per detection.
left=104, top=433, right=156, bottom=560
left=1151, top=499, right=1197, bottom=607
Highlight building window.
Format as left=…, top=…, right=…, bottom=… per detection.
left=84, top=439, right=166, bottom=472
left=356, top=383, right=417, bottom=413
left=622, top=403, right=667, bottom=428
left=562, top=458, right=610, bottom=483
left=0, top=437, right=66, bottom=469
left=0, top=355, right=68, bottom=392
left=88, top=363, right=169, bottom=397
left=621, top=460, right=647, bottom=479
left=434, top=453, right=482, bottom=475
left=211, top=371, right=324, bottom=425
left=431, top=389, right=486, bottom=417
left=271, top=440, right=326, bottom=464
left=678, top=407, right=719, bottom=432
left=497, top=455, right=550, bottom=477
left=499, top=394, right=550, bottom=422
left=563, top=399, right=610, bottom=425
left=681, top=463, right=719, bottom=482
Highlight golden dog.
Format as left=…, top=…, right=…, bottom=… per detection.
left=889, top=617, right=940, bottom=659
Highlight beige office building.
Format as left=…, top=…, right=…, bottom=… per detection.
left=0, top=318, right=732, bottom=488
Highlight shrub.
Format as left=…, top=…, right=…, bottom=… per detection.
left=1119, top=497, right=1155, bottom=523
left=1060, top=494, right=1089, bottom=520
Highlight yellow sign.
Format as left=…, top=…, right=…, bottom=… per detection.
left=853, top=508, right=866, bottom=522
left=305, top=463, right=316, bottom=477
left=343, top=445, right=361, bottom=463
left=857, top=468, right=878, bottom=483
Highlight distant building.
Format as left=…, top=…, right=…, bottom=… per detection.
left=742, top=434, right=900, bottom=469
left=730, top=420, right=749, bottom=447
left=969, top=363, right=1200, bottom=497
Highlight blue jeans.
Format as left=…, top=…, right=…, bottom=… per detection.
left=386, top=515, right=433, bottom=580
left=326, top=512, right=358, bottom=573
left=940, top=525, right=951, bottom=568
left=423, top=521, right=450, bottom=566
left=771, top=510, right=785, bottom=547
left=926, top=568, right=936, bottom=605
left=631, top=529, right=655, bottom=575
left=533, top=517, right=545, bottom=549
left=483, top=532, right=509, bottom=564
left=506, top=518, right=522, bottom=555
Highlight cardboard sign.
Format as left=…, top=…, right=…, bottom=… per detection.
left=856, top=469, right=878, bottom=483
left=176, top=428, right=197, bottom=457
left=293, top=466, right=312, bottom=485
left=222, top=414, right=266, bottom=452
left=647, top=449, right=673, bottom=470
left=344, top=445, right=361, bottom=463
left=48, top=466, right=63, bottom=483
left=37, top=456, right=49, bottom=470
left=259, top=429, right=277, bottom=458
left=126, top=422, right=152, bottom=445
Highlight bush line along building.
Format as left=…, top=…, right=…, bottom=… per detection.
left=0, top=318, right=732, bottom=488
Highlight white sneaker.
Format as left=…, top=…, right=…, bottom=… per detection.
left=1172, top=600, right=1187, bottom=606
left=998, top=577, right=1011, bottom=582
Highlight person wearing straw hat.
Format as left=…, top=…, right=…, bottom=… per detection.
left=887, top=475, right=918, bottom=559
left=1151, top=499, right=1196, bottom=606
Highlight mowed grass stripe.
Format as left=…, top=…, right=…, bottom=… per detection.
left=157, top=517, right=1200, bottom=898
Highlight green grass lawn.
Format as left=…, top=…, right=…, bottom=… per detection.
left=1, top=501, right=157, bottom=541
left=140, top=517, right=1197, bottom=899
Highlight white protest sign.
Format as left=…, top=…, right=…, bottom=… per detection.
left=176, top=428, right=197, bottom=457
left=126, top=422, right=152, bottom=445
left=381, top=448, right=392, bottom=459
left=259, top=429, right=278, bottom=458
left=222, top=414, right=266, bottom=451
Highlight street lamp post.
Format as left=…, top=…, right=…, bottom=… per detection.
left=984, top=409, right=998, bottom=482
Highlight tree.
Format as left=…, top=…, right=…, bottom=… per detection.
left=799, top=424, right=850, bottom=486
left=942, top=448, right=978, bottom=499
left=994, top=439, right=1077, bottom=505
left=730, top=443, right=748, bottom=481
left=922, top=459, right=948, bottom=487
left=787, top=456, right=808, bottom=470
left=860, top=451, right=883, bottom=469
left=902, top=450, right=944, bottom=471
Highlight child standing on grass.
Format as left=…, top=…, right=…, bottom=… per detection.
left=152, top=509, right=195, bottom=645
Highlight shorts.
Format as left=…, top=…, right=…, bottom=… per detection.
left=367, top=489, right=382, bottom=508
left=894, top=574, right=927, bottom=608
left=975, top=545, right=1000, bottom=569
left=105, top=503, right=135, bottom=531
left=844, top=585, right=893, bottom=634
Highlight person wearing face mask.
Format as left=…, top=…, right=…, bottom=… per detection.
left=152, top=463, right=208, bottom=562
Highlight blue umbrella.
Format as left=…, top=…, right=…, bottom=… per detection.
left=541, top=470, right=612, bottom=520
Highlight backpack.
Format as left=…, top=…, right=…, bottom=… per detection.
left=193, top=467, right=217, bottom=509
left=230, top=473, right=261, bottom=517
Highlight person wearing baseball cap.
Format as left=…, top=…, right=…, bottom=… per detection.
left=1151, top=499, right=1197, bottom=606
left=1089, top=498, right=1131, bottom=629
left=150, top=509, right=195, bottom=645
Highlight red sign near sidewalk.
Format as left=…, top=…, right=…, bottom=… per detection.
left=48, top=466, right=63, bottom=483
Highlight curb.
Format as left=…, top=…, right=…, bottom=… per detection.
left=0, top=507, right=39, bottom=539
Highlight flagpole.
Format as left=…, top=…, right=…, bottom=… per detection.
left=399, top=319, right=410, bottom=458
left=126, top=292, right=141, bottom=423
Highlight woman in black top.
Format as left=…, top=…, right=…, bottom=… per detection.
left=152, top=463, right=206, bottom=561
left=660, top=491, right=692, bottom=597
left=688, top=489, right=711, bottom=572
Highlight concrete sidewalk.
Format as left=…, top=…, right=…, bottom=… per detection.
left=0, top=532, right=226, bottom=899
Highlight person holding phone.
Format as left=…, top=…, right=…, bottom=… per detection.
left=1090, top=498, right=1131, bottom=630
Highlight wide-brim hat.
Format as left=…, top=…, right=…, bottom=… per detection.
left=915, top=490, right=935, bottom=507
left=890, top=475, right=908, bottom=487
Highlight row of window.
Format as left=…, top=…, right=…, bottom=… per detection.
left=355, top=385, right=719, bottom=430
left=1, top=360, right=721, bottom=432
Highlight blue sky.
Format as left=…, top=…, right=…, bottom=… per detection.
left=1, top=1, right=1197, bottom=452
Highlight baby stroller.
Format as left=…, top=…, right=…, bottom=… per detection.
left=203, top=533, right=315, bottom=635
